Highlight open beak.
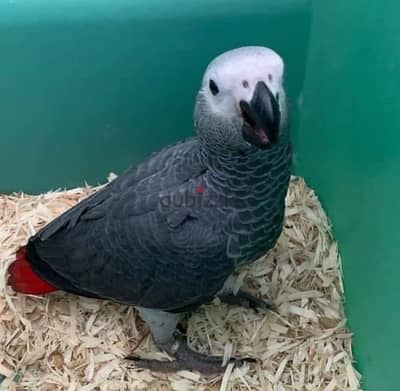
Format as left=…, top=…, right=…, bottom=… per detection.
left=240, top=81, right=280, bottom=148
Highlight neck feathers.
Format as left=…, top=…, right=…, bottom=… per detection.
left=200, top=137, right=292, bottom=185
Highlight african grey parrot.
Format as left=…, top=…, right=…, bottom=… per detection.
left=9, top=46, right=292, bottom=373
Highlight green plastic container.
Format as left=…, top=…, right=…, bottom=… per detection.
left=1, top=1, right=399, bottom=389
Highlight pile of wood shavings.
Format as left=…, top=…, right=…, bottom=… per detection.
left=0, top=176, right=361, bottom=391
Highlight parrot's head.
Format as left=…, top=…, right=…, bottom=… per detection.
left=194, top=46, right=287, bottom=152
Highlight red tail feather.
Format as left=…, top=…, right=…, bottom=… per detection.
left=8, top=247, right=58, bottom=294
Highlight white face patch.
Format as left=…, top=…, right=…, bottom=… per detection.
left=201, top=46, right=285, bottom=118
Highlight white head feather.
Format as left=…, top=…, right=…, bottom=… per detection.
left=200, top=46, right=285, bottom=119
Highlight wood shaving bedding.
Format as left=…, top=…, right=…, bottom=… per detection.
left=0, top=176, right=361, bottom=390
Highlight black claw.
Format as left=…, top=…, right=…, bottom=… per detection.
left=125, top=354, right=145, bottom=362
left=231, top=356, right=257, bottom=364
left=219, top=289, right=275, bottom=312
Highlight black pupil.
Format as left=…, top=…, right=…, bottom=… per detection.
left=209, top=79, right=219, bottom=95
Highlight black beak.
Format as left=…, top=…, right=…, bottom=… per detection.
left=240, top=81, right=280, bottom=148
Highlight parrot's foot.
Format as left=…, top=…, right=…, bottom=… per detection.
left=126, top=334, right=255, bottom=374
left=218, top=289, right=275, bottom=312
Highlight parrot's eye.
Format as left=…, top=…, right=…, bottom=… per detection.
left=209, top=79, right=219, bottom=95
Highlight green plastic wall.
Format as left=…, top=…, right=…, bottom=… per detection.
left=2, top=1, right=398, bottom=390
left=296, top=2, right=400, bottom=390
left=0, top=0, right=309, bottom=193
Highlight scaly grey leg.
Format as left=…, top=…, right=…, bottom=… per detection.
left=126, top=307, right=255, bottom=373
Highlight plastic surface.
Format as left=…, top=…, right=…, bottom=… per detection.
left=296, top=2, right=400, bottom=390
left=0, top=0, right=310, bottom=193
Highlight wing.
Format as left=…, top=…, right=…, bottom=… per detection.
left=34, top=137, right=204, bottom=241
left=28, top=137, right=233, bottom=312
